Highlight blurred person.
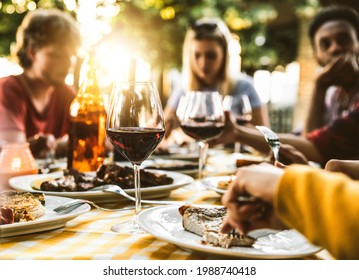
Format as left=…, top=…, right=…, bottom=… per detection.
left=221, top=161, right=359, bottom=259
left=209, top=87, right=359, bottom=165
left=163, top=17, right=269, bottom=140
left=0, top=9, right=81, bottom=158
left=305, top=5, right=359, bottom=133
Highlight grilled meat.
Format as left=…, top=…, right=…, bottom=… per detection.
left=0, top=191, right=46, bottom=224
left=39, top=163, right=174, bottom=192
left=179, top=205, right=255, bottom=248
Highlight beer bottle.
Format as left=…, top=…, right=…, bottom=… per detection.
left=67, top=53, right=106, bottom=172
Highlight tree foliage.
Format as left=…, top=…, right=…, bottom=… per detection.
left=0, top=0, right=321, bottom=72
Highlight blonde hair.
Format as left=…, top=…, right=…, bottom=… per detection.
left=13, top=9, right=81, bottom=69
left=182, top=17, right=235, bottom=95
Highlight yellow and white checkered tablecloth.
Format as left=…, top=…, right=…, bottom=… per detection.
left=0, top=182, right=332, bottom=260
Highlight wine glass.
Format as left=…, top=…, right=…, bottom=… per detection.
left=106, top=81, right=165, bottom=233
left=177, top=91, right=225, bottom=179
left=222, top=94, right=252, bottom=153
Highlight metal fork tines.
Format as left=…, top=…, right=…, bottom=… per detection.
left=255, top=125, right=281, bottom=162
left=53, top=199, right=139, bottom=214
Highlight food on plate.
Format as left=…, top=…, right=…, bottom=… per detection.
left=35, top=163, right=174, bottom=192
left=217, top=175, right=235, bottom=190
left=0, top=190, right=46, bottom=225
left=236, top=156, right=265, bottom=168
left=152, top=147, right=171, bottom=156
left=145, top=161, right=198, bottom=171
left=179, top=205, right=255, bottom=248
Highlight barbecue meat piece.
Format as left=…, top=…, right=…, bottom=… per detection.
left=96, top=163, right=174, bottom=189
left=179, top=205, right=255, bottom=248
left=40, top=168, right=97, bottom=192
left=0, top=191, right=46, bottom=224
left=39, top=163, right=174, bottom=192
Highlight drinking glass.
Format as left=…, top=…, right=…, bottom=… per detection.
left=106, top=81, right=165, bottom=233
left=177, top=91, right=224, bottom=179
left=222, top=94, right=252, bottom=152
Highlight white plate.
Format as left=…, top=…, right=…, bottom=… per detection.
left=0, top=195, right=90, bottom=238
left=151, top=152, right=199, bottom=162
left=202, top=175, right=235, bottom=195
left=119, top=159, right=200, bottom=177
left=138, top=205, right=322, bottom=259
left=9, top=170, right=194, bottom=203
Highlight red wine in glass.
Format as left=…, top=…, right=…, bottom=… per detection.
left=177, top=91, right=224, bottom=179
left=107, top=128, right=165, bottom=164
left=180, top=122, right=224, bottom=141
left=106, top=81, right=165, bottom=234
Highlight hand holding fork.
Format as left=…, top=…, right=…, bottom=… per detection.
left=255, top=126, right=281, bottom=163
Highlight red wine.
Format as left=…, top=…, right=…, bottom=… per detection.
left=107, top=128, right=165, bottom=164
left=180, top=122, right=224, bottom=141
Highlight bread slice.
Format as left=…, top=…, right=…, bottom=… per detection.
left=0, top=191, right=46, bottom=224
left=179, top=205, right=255, bottom=248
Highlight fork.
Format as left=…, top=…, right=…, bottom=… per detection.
left=53, top=199, right=148, bottom=214
left=93, top=184, right=181, bottom=205
left=255, top=125, right=281, bottom=162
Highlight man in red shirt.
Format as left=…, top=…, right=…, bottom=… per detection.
left=0, top=9, right=81, bottom=157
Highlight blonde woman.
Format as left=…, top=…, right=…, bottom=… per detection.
left=164, top=17, right=269, bottom=139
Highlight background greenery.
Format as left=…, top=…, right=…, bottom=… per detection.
left=0, top=0, right=321, bottom=74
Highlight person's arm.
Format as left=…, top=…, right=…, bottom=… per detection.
left=325, top=159, right=359, bottom=180
left=276, top=165, right=359, bottom=259
left=221, top=164, right=359, bottom=259
left=306, top=54, right=359, bottom=133
left=304, top=79, right=328, bottom=133
left=210, top=111, right=324, bottom=163
left=251, top=105, right=270, bottom=127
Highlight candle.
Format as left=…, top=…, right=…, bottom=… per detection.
left=0, top=143, right=38, bottom=191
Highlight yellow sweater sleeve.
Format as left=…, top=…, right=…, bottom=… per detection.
left=275, top=164, right=359, bottom=260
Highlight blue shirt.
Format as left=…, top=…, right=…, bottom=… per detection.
left=166, top=74, right=262, bottom=111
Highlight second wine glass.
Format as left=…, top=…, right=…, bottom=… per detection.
left=106, top=81, right=165, bottom=234
left=222, top=94, right=252, bottom=152
left=177, top=91, right=225, bottom=179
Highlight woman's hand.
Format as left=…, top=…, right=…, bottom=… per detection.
left=208, top=111, right=239, bottom=147
left=221, top=164, right=287, bottom=235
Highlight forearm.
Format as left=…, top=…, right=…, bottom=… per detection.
left=277, top=133, right=323, bottom=163
left=236, top=125, right=271, bottom=153
left=251, top=105, right=270, bottom=127
left=275, top=165, right=359, bottom=259
left=236, top=126, right=323, bottom=163
left=304, top=82, right=327, bottom=133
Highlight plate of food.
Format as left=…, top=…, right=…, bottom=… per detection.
left=138, top=205, right=321, bottom=259
left=9, top=163, right=194, bottom=203
left=140, top=159, right=215, bottom=177
left=202, top=175, right=236, bottom=195
left=151, top=145, right=199, bottom=161
left=0, top=191, right=90, bottom=238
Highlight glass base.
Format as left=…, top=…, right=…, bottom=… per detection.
left=110, top=216, right=144, bottom=234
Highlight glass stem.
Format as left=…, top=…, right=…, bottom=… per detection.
left=133, top=163, right=142, bottom=215
left=198, top=140, right=208, bottom=180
